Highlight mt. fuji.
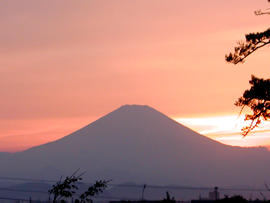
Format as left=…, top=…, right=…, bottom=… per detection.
left=1, top=105, right=270, bottom=187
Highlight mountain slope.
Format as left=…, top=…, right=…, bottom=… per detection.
left=1, top=105, right=270, bottom=186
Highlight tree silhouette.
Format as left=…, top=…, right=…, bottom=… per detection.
left=48, top=171, right=109, bottom=203
left=49, top=173, right=82, bottom=202
left=79, top=180, right=109, bottom=203
left=225, top=28, right=270, bottom=64
left=235, top=75, right=270, bottom=136
left=225, top=1, right=270, bottom=64
left=225, top=0, right=270, bottom=136
left=255, top=0, right=270, bottom=16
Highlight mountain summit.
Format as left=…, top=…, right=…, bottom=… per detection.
left=1, top=105, right=270, bottom=186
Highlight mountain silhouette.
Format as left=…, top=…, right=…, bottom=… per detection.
left=1, top=105, right=270, bottom=187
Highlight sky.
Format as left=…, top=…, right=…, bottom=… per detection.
left=1, top=0, right=270, bottom=152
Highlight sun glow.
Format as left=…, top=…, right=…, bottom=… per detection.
left=175, top=115, right=270, bottom=148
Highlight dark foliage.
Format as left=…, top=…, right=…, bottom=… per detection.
left=255, top=0, right=270, bottom=15
left=225, top=0, right=270, bottom=64
left=49, top=174, right=82, bottom=202
left=48, top=172, right=109, bottom=203
left=235, top=75, right=270, bottom=136
left=225, top=0, right=270, bottom=135
left=225, top=28, right=270, bottom=64
left=79, top=180, right=110, bottom=203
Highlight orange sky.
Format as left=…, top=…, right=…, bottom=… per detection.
left=1, top=0, right=270, bottom=152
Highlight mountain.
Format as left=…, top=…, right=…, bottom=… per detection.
left=1, top=104, right=270, bottom=187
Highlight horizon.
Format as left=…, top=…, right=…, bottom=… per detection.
left=2, top=104, right=270, bottom=153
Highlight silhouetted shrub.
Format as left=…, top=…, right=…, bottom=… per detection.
left=48, top=171, right=109, bottom=203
